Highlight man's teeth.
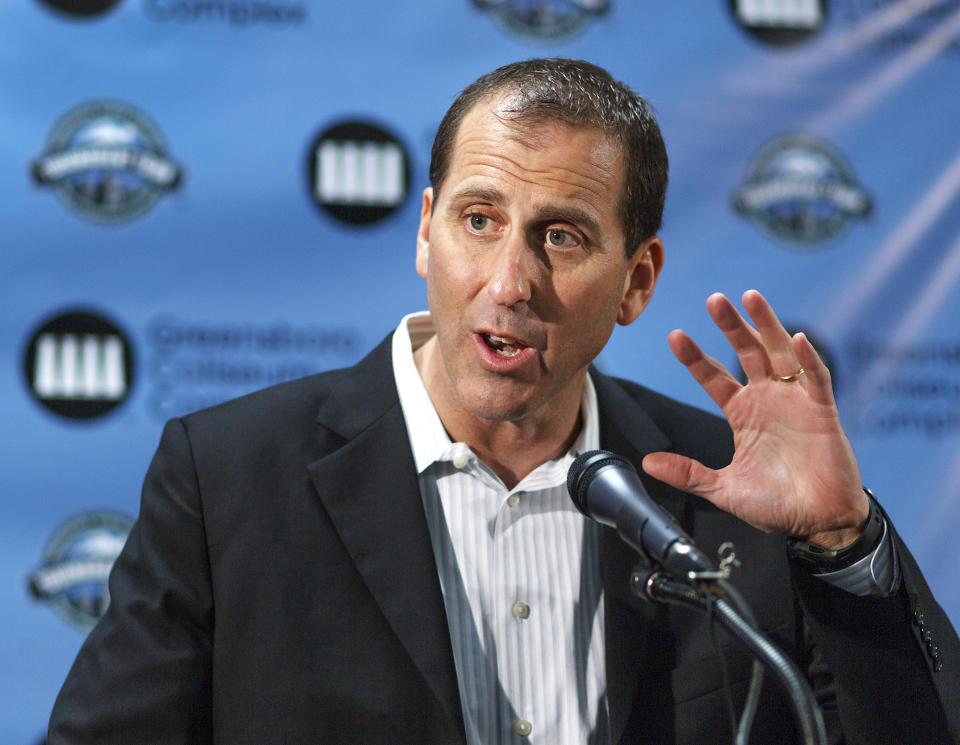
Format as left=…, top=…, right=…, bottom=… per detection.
left=485, top=334, right=525, bottom=357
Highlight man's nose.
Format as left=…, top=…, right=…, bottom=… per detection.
left=485, top=233, right=533, bottom=307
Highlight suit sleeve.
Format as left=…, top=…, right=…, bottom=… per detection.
left=792, top=521, right=960, bottom=745
left=48, top=418, right=214, bottom=745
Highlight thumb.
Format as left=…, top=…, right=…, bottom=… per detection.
left=641, top=452, right=721, bottom=502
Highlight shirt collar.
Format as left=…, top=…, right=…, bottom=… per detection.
left=392, top=312, right=599, bottom=477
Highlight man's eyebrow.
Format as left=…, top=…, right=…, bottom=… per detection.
left=445, top=186, right=603, bottom=236
left=532, top=205, right=601, bottom=236
left=446, top=186, right=506, bottom=206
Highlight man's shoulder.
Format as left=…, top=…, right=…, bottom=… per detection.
left=184, top=367, right=340, bottom=424
left=178, top=334, right=395, bottom=441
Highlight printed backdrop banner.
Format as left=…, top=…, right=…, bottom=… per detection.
left=3, top=0, right=959, bottom=740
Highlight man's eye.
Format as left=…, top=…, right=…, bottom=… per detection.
left=546, top=229, right=579, bottom=249
left=468, top=213, right=491, bottom=232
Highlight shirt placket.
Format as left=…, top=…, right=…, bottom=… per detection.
left=497, top=485, right=538, bottom=742
left=468, top=456, right=523, bottom=742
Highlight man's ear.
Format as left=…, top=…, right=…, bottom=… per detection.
left=416, top=187, right=433, bottom=279
left=617, top=235, right=664, bottom=326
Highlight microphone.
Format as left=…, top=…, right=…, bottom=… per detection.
left=567, top=450, right=713, bottom=578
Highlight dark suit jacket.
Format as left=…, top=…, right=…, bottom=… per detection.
left=49, top=336, right=960, bottom=744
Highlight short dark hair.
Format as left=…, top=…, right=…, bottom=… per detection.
left=429, top=58, right=668, bottom=257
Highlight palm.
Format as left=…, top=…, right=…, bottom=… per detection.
left=642, top=291, right=867, bottom=549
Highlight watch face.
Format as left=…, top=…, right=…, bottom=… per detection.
left=787, top=490, right=883, bottom=571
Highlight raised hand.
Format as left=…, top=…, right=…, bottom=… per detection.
left=641, top=290, right=868, bottom=550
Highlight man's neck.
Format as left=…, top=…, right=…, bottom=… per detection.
left=454, top=409, right=583, bottom=490
left=414, top=336, right=583, bottom=489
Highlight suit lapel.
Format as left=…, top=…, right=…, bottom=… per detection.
left=593, top=368, right=680, bottom=744
left=306, top=338, right=464, bottom=739
left=303, top=344, right=686, bottom=744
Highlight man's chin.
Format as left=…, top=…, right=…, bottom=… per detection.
left=467, top=401, right=535, bottom=424
left=456, top=386, right=539, bottom=424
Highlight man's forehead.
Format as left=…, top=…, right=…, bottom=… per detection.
left=445, top=102, right=623, bottom=212
left=454, top=93, right=614, bottom=153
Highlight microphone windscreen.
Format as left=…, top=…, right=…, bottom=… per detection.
left=566, top=449, right=637, bottom=514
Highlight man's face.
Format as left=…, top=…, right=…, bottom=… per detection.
left=416, top=98, right=662, bottom=428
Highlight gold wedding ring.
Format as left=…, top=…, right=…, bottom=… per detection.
left=776, top=367, right=805, bottom=382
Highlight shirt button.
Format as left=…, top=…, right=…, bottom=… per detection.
left=512, top=601, right=530, bottom=619
left=452, top=452, right=469, bottom=469
left=513, top=719, right=532, bottom=737
left=506, top=493, right=520, bottom=508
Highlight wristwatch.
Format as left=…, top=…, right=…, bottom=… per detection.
left=786, top=488, right=885, bottom=571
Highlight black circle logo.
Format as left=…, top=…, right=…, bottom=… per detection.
left=36, top=0, right=122, bottom=18
left=28, top=511, right=133, bottom=629
left=307, top=120, right=411, bottom=226
left=23, top=309, right=136, bottom=420
left=728, top=0, right=827, bottom=48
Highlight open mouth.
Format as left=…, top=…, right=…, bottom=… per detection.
left=482, top=333, right=528, bottom=358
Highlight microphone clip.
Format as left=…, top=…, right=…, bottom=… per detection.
left=684, top=541, right=741, bottom=582
left=631, top=543, right=742, bottom=600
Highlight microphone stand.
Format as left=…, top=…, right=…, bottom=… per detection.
left=630, top=566, right=827, bottom=745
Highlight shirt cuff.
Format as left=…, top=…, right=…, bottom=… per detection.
left=810, top=517, right=900, bottom=596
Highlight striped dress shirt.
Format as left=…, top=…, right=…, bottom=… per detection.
left=392, top=312, right=610, bottom=745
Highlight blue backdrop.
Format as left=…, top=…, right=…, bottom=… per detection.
left=4, top=1, right=960, bottom=741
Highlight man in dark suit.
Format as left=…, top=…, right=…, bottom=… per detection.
left=49, top=59, right=960, bottom=744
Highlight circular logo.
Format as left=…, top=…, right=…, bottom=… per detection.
left=729, top=0, right=827, bottom=48
left=31, top=101, right=182, bottom=223
left=307, top=120, right=411, bottom=226
left=28, top=511, right=134, bottom=629
left=36, top=0, right=122, bottom=18
left=732, top=134, right=872, bottom=246
left=23, top=309, right=136, bottom=421
left=472, top=0, right=609, bottom=40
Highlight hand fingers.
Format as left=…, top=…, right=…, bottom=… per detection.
left=741, top=290, right=804, bottom=380
left=705, top=292, right=773, bottom=382
left=667, top=329, right=742, bottom=410
left=641, top=452, right=725, bottom=508
left=794, top=332, right=835, bottom=406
